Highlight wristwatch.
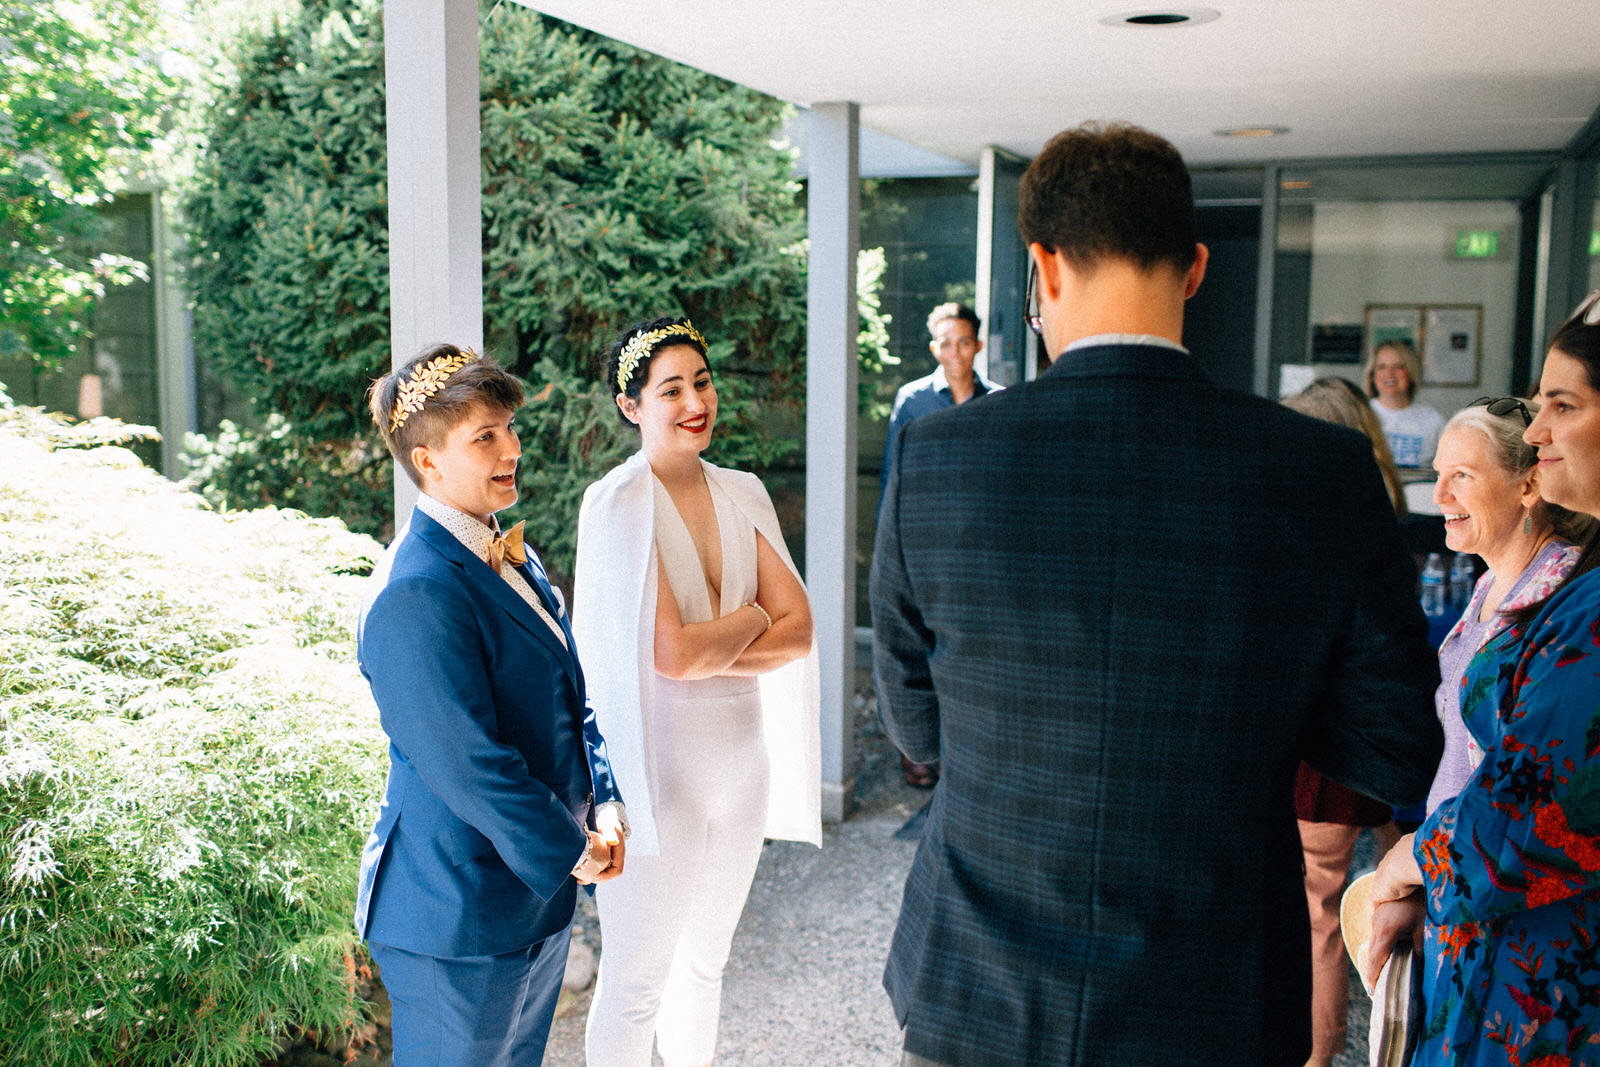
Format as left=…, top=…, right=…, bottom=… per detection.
left=574, top=835, right=608, bottom=878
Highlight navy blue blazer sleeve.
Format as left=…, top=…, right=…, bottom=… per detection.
left=582, top=698, right=620, bottom=810
left=871, top=425, right=941, bottom=765
left=361, top=572, right=588, bottom=902
left=1299, top=451, right=1442, bottom=805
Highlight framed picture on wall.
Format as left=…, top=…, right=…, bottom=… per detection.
left=1363, top=305, right=1422, bottom=361
left=1363, top=302, right=1483, bottom=387
left=1421, top=304, right=1482, bottom=386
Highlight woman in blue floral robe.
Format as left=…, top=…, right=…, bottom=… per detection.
left=1363, top=295, right=1600, bottom=1067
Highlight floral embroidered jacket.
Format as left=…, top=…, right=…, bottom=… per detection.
left=1414, top=566, right=1600, bottom=1066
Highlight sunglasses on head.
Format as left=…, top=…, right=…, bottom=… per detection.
left=1469, top=396, right=1532, bottom=426
left=1568, top=290, right=1600, bottom=329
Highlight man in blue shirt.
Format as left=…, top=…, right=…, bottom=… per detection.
left=879, top=302, right=1001, bottom=788
left=882, top=304, right=1002, bottom=493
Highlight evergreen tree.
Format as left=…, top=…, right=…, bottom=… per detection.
left=183, top=0, right=882, bottom=574
left=0, top=2, right=175, bottom=368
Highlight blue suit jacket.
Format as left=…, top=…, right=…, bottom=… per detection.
left=353, top=507, right=620, bottom=958
left=872, top=344, right=1443, bottom=1066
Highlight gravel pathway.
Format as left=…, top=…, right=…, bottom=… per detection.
left=319, top=691, right=1383, bottom=1066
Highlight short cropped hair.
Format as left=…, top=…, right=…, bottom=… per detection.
left=926, top=302, right=981, bottom=339
left=1017, top=121, right=1197, bottom=274
left=1362, top=340, right=1422, bottom=401
left=369, top=343, right=525, bottom=488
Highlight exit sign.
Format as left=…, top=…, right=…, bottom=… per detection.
left=1455, top=230, right=1499, bottom=259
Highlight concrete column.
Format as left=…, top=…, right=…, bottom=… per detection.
left=974, top=146, right=1029, bottom=385
left=150, top=187, right=195, bottom=477
left=1252, top=165, right=1281, bottom=397
left=1542, top=159, right=1594, bottom=351
left=975, top=148, right=997, bottom=381
left=382, top=0, right=483, bottom=516
left=805, top=102, right=859, bottom=823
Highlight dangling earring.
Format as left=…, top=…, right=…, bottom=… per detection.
left=1523, top=509, right=1533, bottom=535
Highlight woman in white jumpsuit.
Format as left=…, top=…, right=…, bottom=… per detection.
left=574, top=317, right=821, bottom=1067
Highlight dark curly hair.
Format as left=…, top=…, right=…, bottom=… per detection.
left=604, top=316, right=711, bottom=427
left=1017, top=121, right=1196, bottom=274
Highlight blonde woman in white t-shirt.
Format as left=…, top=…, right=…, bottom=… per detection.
left=1363, top=340, right=1446, bottom=467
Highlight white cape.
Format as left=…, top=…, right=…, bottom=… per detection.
left=572, top=451, right=822, bottom=854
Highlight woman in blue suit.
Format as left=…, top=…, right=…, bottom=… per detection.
left=354, top=344, right=627, bottom=1066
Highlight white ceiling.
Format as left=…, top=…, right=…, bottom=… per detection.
left=508, top=0, right=1600, bottom=169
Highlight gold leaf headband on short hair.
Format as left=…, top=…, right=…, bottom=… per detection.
left=390, top=348, right=475, bottom=433
left=615, top=322, right=708, bottom=391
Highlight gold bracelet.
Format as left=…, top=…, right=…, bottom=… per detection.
left=744, top=600, right=772, bottom=632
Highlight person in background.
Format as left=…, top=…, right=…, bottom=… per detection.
left=871, top=121, right=1442, bottom=1067
left=1282, top=376, right=1408, bottom=1067
left=576, top=317, right=820, bottom=1067
left=1424, top=397, right=1588, bottom=814
left=1364, top=340, right=1446, bottom=467
left=354, top=345, right=625, bottom=1066
left=879, top=301, right=1001, bottom=789
left=1362, top=292, right=1600, bottom=1065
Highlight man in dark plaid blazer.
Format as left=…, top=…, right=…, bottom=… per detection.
left=871, top=122, right=1443, bottom=1067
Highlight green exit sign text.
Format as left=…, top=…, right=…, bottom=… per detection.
left=1454, top=230, right=1499, bottom=259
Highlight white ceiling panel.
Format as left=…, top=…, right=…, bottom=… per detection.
left=509, top=0, right=1600, bottom=166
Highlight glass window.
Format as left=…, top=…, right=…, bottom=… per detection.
left=1588, top=160, right=1600, bottom=293
left=1272, top=164, right=1535, bottom=421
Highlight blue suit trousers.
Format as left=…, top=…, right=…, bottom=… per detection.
left=371, top=924, right=571, bottom=1066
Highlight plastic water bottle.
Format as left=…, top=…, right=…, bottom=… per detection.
left=1420, top=553, right=1447, bottom=618
left=1449, top=552, right=1476, bottom=613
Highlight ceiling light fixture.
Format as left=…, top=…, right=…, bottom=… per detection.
left=1214, top=126, right=1290, bottom=138
left=1099, top=8, right=1221, bottom=28
left=1280, top=179, right=1313, bottom=190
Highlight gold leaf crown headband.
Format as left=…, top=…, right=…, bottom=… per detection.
left=615, top=322, right=708, bottom=391
left=389, top=348, right=476, bottom=433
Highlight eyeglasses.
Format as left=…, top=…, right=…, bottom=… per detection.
left=1470, top=395, right=1532, bottom=426
left=1024, top=262, right=1042, bottom=339
left=1569, top=289, right=1600, bottom=328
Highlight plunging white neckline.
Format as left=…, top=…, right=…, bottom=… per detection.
left=652, top=472, right=734, bottom=618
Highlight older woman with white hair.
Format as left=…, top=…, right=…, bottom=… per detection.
left=1361, top=295, right=1600, bottom=1064
left=1424, top=396, right=1589, bottom=812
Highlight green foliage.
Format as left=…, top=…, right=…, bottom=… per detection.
left=0, top=2, right=175, bottom=368
left=181, top=414, right=395, bottom=539
left=0, top=397, right=159, bottom=452
left=182, top=2, right=390, bottom=443
left=0, top=394, right=387, bottom=1066
left=476, top=7, right=809, bottom=388
left=856, top=246, right=895, bottom=420
left=182, top=0, right=889, bottom=559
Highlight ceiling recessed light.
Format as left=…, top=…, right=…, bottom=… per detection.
left=1099, top=8, right=1221, bottom=28
left=1214, top=126, right=1291, bottom=139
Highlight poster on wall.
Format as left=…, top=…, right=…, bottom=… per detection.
left=1421, top=305, right=1482, bottom=386
left=1364, top=305, right=1422, bottom=359
left=1362, top=303, right=1482, bottom=387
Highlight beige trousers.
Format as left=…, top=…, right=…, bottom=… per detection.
left=1298, top=819, right=1361, bottom=1058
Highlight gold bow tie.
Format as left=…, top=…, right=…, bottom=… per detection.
left=488, top=520, right=527, bottom=575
